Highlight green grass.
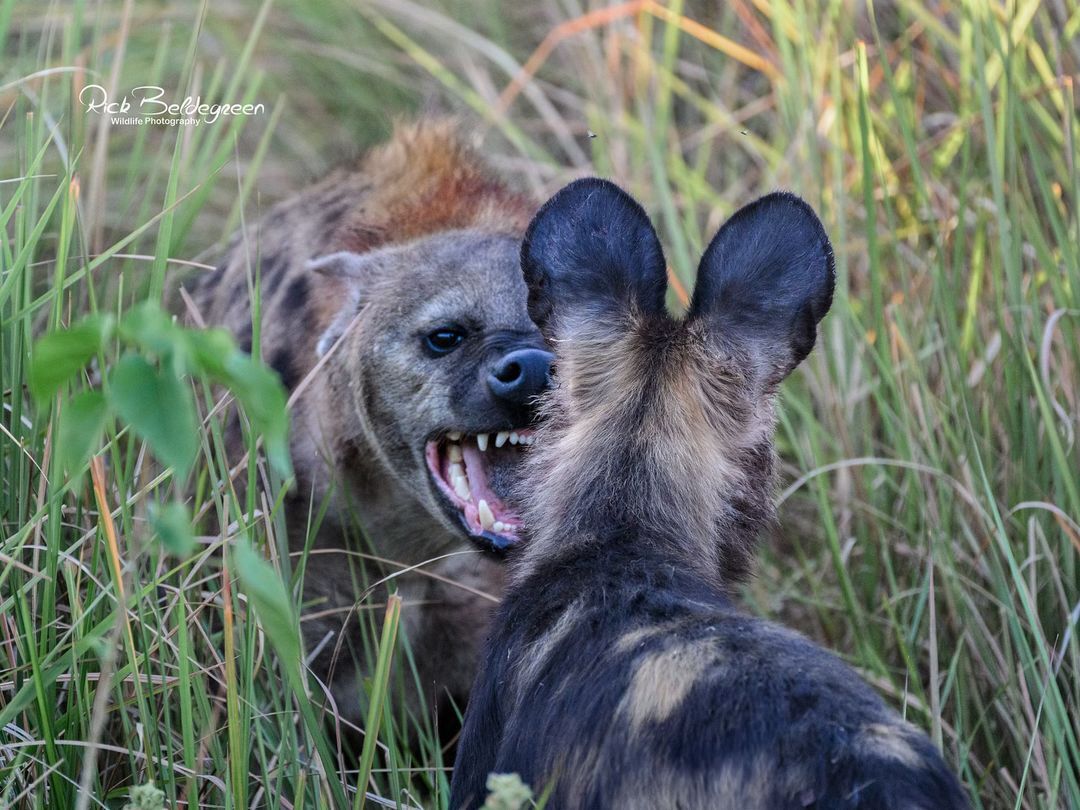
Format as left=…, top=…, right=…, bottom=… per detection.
left=2, top=0, right=1079, bottom=807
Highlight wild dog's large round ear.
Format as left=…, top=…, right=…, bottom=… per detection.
left=521, top=178, right=667, bottom=336
left=689, top=192, right=834, bottom=386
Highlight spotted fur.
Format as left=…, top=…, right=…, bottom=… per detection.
left=185, top=121, right=542, bottom=729
left=450, top=179, right=969, bottom=809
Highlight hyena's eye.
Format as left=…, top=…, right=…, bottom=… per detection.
left=424, top=326, right=466, bottom=356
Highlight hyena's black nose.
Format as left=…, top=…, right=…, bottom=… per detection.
left=488, top=348, right=554, bottom=406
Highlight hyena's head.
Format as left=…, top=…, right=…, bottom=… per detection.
left=309, top=229, right=551, bottom=552
left=517, top=179, right=833, bottom=584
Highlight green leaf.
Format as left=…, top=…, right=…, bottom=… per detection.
left=149, top=501, right=195, bottom=558
left=29, top=314, right=114, bottom=401
left=119, top=302, right=187, bottom=362
left=221, top=352, right=292, bottom=478
left=232, top=539, right=299, bottom=664
left=185, top=328, right=292, bottom=478
left=108, top=355, right=199, bottom=480
left=56, top=390, right=109, bottom=476
left=184, top=327, right=237, bottom=378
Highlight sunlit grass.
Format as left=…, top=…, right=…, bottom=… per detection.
left=2, top=0, right=1078, bottom=807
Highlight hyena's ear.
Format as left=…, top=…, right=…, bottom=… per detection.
left=689, top=192, right=834, bottom=386
left=521, top=178, right=668, bottom=337
left=307, top=251, right=373, bottom=357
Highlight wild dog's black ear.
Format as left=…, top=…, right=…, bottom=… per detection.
left=521, top=178, right=667, bottom=335
left=690, top=192, right=834, bottom=385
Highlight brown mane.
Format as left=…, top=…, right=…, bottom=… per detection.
left=334, top=120, right=534, bottom=254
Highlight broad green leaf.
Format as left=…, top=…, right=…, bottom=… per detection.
left=119, top=302, right=187, bottom=361
left=29, top=314, right=114, bottom=401
left=109, top=355, right=199, bottom=480
left=184, top=327, right=237, bottom=378
left=56, top=390, right=109, bottom=476
left=221, top=352, right=292, bottom=478
left=185, top=328, right=292, bottom=478
left=150, top=501, right=195, bottom=558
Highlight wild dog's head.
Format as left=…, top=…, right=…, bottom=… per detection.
left=308, top=229, right=551, bottom=552
left=517, top=179, right=833, bottom=583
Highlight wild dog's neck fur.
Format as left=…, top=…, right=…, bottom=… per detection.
left=519, top=309, right=776, bottom=586
left=515, top=179, right=833, bottom=588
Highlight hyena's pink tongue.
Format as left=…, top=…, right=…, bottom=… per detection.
left=460, top=443, right=521, bottom=534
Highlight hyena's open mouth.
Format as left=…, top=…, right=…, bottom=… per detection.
left=425, top=430, right=534, bottom=551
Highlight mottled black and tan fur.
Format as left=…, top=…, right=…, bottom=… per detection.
left=450, top=179, right=969, bottom=809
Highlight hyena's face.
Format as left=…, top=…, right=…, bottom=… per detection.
left=517, top=180, right=834, bottom=581
left=310, top=230, right=550, bottom=551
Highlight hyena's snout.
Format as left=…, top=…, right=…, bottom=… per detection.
left=487, top=347, right=553, bottom=407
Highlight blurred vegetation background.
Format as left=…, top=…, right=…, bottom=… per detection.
left=1, top=0, right=1079, bottom=807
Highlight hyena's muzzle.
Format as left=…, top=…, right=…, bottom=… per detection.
left=424, top=345, right=553, bottom=550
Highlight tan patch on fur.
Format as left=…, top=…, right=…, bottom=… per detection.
left=619, top=638, right=719, bottom=731
left=614, top=619, right=689, bottom=653
left=512, top=602, right=582, bottom=700
left=857, top=723, right=924, bottom=769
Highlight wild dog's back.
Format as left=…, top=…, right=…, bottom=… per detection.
left=450, top=180, right=969, bottom=809
left=459, top=549, right=965, bottom=808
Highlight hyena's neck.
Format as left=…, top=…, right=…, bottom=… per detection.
left=297, top=358, right=459, bottom=561
left=517, top=312, right=778, bottom=587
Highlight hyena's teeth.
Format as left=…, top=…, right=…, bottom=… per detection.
left=519, top=434, right=534, bottom=446
left=448, top=443, right=463, bottom=463
left=477, top=499, right=495, bottom=531
left=509, top=431, right=520, bottom=445
left=476, top=433, right=489, bottom=452
left=447, top=430, right=462, bottom=441
left=450, top=462, right=471, bottom=500
left=495, top=431, right=509, bottom=448
left=492, top=520, right=508, bottom=532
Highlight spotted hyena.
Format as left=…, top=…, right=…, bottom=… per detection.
left=186, top=121, right=550, bottom=728
left=450, top=179, right=969, bottom=809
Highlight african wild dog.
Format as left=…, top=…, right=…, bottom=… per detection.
left=450, top=179, right=969, bottom=808
left=185, top=121, right=549, bottom=728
